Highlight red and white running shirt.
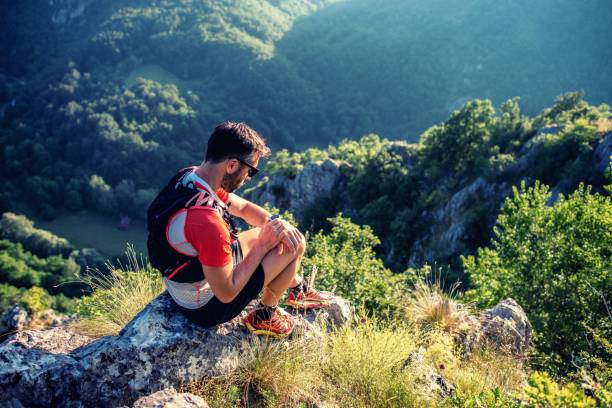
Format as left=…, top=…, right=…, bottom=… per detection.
left=166, top=168, right=234, bottom=267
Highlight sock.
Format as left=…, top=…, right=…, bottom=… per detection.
left=255, top=302, right=276, bottom=321
left=289, top=280, right=308, bottom=295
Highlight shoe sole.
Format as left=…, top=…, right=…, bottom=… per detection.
left=285, top=299, right=331, bottom=309
left=243, top=321, right=293, bottom=338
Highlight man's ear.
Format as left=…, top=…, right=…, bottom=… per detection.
left=225, top=158, right=240, bottom=174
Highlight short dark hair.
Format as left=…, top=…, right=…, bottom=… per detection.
left=205, top=121, right=271, bottom=162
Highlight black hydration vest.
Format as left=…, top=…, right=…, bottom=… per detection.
left=146, top=168, right=238, bottom=283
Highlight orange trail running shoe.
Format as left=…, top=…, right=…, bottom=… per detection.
left=285, top=286, right=333, bottom=310
left=243, top=306, right=294, bottom=338
left=286, top=266, right=333, bottom=310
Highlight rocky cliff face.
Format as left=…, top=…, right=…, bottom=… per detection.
left=593, top=131, right=612, bottom=174
left=247, top=158, right=350, bottom=220
left=249, top=130, right=610, bottom=271
left=407, top=177, right=511, bottom=268
left=0, top=293, right=352, bottom=407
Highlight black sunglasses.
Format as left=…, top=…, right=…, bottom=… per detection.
left=229, top=156, right=259, bottom=177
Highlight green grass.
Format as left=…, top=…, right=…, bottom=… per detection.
left=33, top=211, right=147, bottom=257
left=124, top=64, right=202, bottom=94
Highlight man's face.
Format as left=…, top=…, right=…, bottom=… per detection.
left=221, top=153, right=260, bottom=193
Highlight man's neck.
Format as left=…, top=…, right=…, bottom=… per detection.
left=194, top=162, right=223, bottom=192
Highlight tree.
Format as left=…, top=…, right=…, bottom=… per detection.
left=302, top=214, right=415, bottom=315
left=419, top=99, right=496, bottom=181
left=463, top=181, right=612, bottom=372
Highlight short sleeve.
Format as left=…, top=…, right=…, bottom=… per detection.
left=216, top=188, right=229, bottom=204
left=184, top=207, right=232, bottom=267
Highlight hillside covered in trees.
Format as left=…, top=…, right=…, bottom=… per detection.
left=1, top=0, right=611, bottom=222
left=1, top=1, right=611, bottom=405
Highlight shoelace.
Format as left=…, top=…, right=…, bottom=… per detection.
left=307, top=265, right=318, bottom=291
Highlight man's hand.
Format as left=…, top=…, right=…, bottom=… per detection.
left=275, top=219, right=305, bottom=255
left=258, top=218, right=286, bottom=252
left=261, top=218, right=304, bottom=255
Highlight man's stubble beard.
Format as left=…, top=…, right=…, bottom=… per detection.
left=221, top=171, right=243, bottom=193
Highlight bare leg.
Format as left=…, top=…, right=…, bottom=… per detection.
left=238, top=228, right=304, bottom=306
left=260, top=255, right=302, bottom=306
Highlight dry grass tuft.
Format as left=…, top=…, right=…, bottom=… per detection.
left=182, top=334, right=323, bottom=407
left=70, top=246, right=164, bottom=337
left=404, top=281, right=475, bottom=335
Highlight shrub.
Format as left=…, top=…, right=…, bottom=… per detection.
left=0, top=239, right=81, bottom=297
left=521, top=372, right=598, bottom=407
left=0, top=283, right=23, bottom=313
left=19, top=286, right=53, bottom=314
left=302, top=214, right=415, bottom=316
left=463, top=181, right=612, bottom=373
left=526, top=119, right=601, bottom=186
left=449, top=389, right=521, bottom=408
left=419, top=99, right=496, bottom=181
left=0, top=212, right=73, bottom=257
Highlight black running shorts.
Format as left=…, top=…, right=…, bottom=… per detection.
left=176, top=240, right=265, bottom=327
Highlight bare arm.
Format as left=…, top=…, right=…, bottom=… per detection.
left=203, top=218, right=284, bottom=303
left=228, top=193, right=271, bottom=227
left=228, top=193, right=299, bottom=253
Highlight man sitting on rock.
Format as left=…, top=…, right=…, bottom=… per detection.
left=147, top=121, right=331, bottom=338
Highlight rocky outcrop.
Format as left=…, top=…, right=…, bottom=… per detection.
left=0, top=306, right=30, bottom=333
left=403, top=346, right=455, bottom=398
left=5, top=327, right=92, bottom=354
left=0, top=292, right=352, bottom=407
left=132, top=389, right=209, bottom=408
left=593, top=131, right=612, bottom=174
left=408, top=177, right=510, bottom=267
left=462, top=298, right=532, bottom=356
left=0, top=306, right=75, bottom=336
left=249, top=159, right=349, bottom=220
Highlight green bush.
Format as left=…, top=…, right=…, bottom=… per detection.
left=526, top=119, right=601, bottom=187
left=0, top=212, right=73, bottom=257
left=522, top=372, right=599, bottom=407
left=0, top=283, right=23, bottom=313
left=19, top=286, right=54, bottom=314
left=419, top=99, right=496, bottom=181
left=302, top=214, right=415, bottom=315
left=0, top=239, right=81, bottom=297
left=463, top=181, right=612, bottom=373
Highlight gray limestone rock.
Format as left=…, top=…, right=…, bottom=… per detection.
left=132, top=389, right=209, bottom=408
left=402, top=347, right=454, bottom=398
left=49, top=0, right=93, bottom=25
left=246, top=159, right=347, bottom=221
left=0, top=292, right=352, bottom=407
left=289, top=159, right=343, bottom=216
left=408, top=177, right=509, bottom=267
left=4, top=327, right=92, bottom=354
left=480, top=298, right=532, bottom=355
left=39, top=309, right=76, bottom=328
left=461, top=298, right=532, bottom=356
left=593, top=132, right=612, bottom=174
left=1, top=305, right=30, bottom=333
